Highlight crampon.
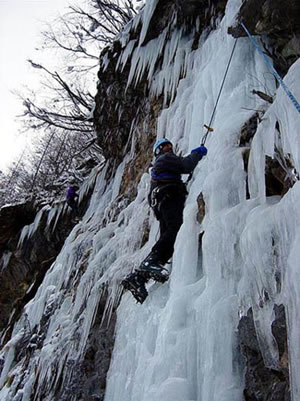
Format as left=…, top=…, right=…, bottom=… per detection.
left=122, top=272, right=148, bottom=304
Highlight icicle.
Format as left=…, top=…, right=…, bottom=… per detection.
left=138, top=0, right=160, bottom=46
left=116, top=40, right=137, bottom=72
left=0, top=329, right=25, bottom=388
left=18, top=206, right=50, bottom=248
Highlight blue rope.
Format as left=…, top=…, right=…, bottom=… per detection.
left=241, top=22, right=300, bottom=114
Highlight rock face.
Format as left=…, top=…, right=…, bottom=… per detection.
left=93, top=0, right=227, bottom=171
left=0, top=190, right=93, bottom=342
left=228, top=0, right=300, bottom=74
left=0, top=202, right=36, bottom=248
left=238, top=112, right=298, bottom=199
left=93, top=41, right=159, bottom=200
left=238, top=306, right=290, bottom=401
left=0, top=201, right=37, bottom=333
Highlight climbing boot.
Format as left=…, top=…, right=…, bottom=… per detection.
left=136, top=253, right=169, bottom=283
left=122, top=272, right=148, bottom=304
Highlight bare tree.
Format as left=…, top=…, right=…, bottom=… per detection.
left=19, top=0, right=137, bottom=136
left=0, top=127, right=102, bottom=207
left=20, top=61, right=94, bottom=135
left=41, top=0, right=136, bottom=66
left=3, top=0, right=137, bottom=205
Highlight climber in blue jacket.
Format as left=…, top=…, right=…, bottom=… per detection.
left=66, top=183, right=80, bottom=221
left=122, top=138, right=207, bottom=303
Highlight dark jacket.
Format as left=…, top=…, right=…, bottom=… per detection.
left=66, top=186, right=78, bottom=203
left=151, top=152, right=202, bottom=180
left=149, top=152, right=203, bottom=208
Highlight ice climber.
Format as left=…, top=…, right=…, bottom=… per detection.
left=66, top=183, right=80, bottom=222
left=122, top=138, right=207, bottom=303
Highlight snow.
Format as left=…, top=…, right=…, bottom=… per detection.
left=1, top=0, right=300, bottom=400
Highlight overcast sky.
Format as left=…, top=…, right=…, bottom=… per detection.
left=0, top=0, right=71, bottom=171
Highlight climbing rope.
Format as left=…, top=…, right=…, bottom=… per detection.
left=241, top=22, right=300, bottom=114
left=201, top=38, right=239, bottom=146
left=186, top=38, right=238, bottom=184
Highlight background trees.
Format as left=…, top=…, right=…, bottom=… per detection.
left=1, top=0, right=138, bottom=207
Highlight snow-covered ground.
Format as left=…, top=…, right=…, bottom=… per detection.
left=0, top=0, right=300, bottom=400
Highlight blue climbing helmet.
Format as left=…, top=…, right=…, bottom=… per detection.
left=153, top=138, right=172, bottom=156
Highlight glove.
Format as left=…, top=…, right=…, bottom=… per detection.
left=191, top=145, right=207, bottom=156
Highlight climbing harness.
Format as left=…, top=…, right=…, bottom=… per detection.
left=201, top=37, right=239, bottom=146
left=150, top=182, right=187, bottom=217
left=241, top=22, right=300, bottom=114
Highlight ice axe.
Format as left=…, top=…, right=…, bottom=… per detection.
left=186, top=124, right=213, bottom=183
left=204, top=124, right=214, bottom=132
left=201, top=124, right=214, bottom=146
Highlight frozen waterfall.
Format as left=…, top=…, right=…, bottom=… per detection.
left=0, top=0, right=300, bottom=400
